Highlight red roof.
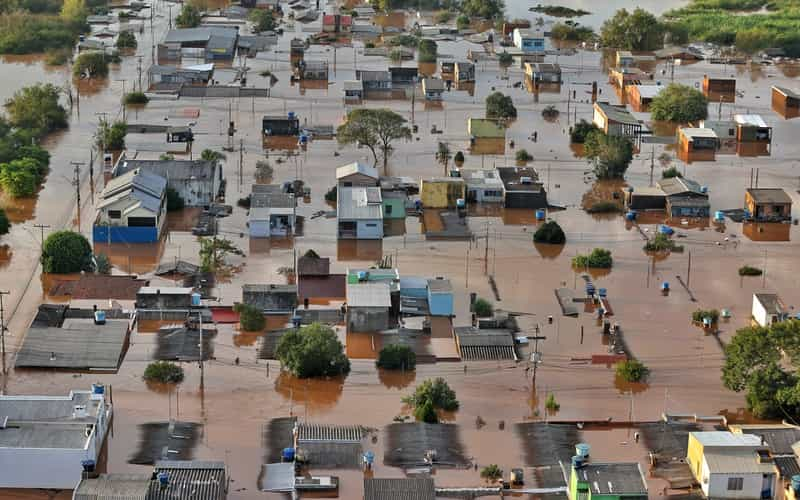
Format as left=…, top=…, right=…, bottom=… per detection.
left=323, top=14, right=335, bottom=24
left=323, top=14, right=352, bottom=25
left=341, top=15, right=352, bottom=25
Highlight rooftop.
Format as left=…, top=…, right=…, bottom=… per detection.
left=497, top=167, right=544, bottom=192
left=337, top=186, right=383, bottom=220
left=747, top=188, right=792, bottom=204
left=148, top=460, right=226, bottom=500
left=74, top=474, right=151, bottom=500
left=114, top=158, right=218, bottom=182
left=336, top=161, right=378, bottom=181
left=164, top=26, right=237, bottom=44
left=48, top=275, right=148, bottom=300
left=243, top=284, right=297, bottom=294
left=99, top=168, right=166, bottom=213
left=735, top=114, right=769, bottom=128
left=298, top=256, right=331, bottom=276
left=704, top=448, right=775, bottom=474
left=755, top=293, right=786, bottom=315
left=529, top=62, right=561, bottom=73
left=773, top=85, right=800, bottom=100
left=691, top=431, right=763, bottom=447
left=364, top=477, right=435, bottom=500
left=594, top=102, right=640, bottom=126
left=680, top=127, right=718, bottom=140
left=462, top=169, right=504, bottom=188
left=633, top=84, right=664, bottom=99
left=343, top=80, right=363, bottom=91
left=422, top=77, right=445, bottom=92
left=657, top=177, right=706, bottom=197
left=346, top=281, right=391, bottom=308
left=734, top=424, right=800, bottom=455
left=138, top=286, right=193, bottom=295
left=573, top=462, right=647, bottom=495
left=427, top=278, right=452, bottom=292
left=468, top=118, right=505, bottom=138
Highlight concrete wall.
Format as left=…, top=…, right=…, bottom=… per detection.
left=752, top=296, right=769, bottom=327
left=357, top=220, right=383, bottom=239
left=707, top=470, right=772, bottom=499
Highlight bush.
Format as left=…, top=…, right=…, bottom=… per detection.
left=175, top=3, right=201, bottom=28
left=485, top=92, right=516, bottom=120
left=403, top=377, right=459, bottom=411
left=600, top=8, right=664, bottom=50
left=275, top=323, right=351, bottom=378
left=234, top=303, right=266, bottom=331
left=249, top=8, right=275, bottom=32
left=96, top=120, right=126, bottom=151
left=545, top=393, right=560, bottom=411
left=4, top=83, right=68, bottom=136
left=456, top=14, right=470, bottom=30
left=570, top=119, right=598, bottom=144
left=377, top=344, right=416, bottom=370
left=473, top=297, right=493, bottom=317
left=551, top=22, right=594, bottom=41
left=584, top=130, right=633, bottom=179
left=166, top=187, right=184, bottom=211
left=662, top=166, right=682, bottom=178
left=0, top=12, right=83, bottom=55
left=44, top=48, right=71, bottom=66
left=454, top=151, right=465, bottom=163
left=533, top=220, right=565, bottom=244
left=255, top=160, right=273, bottom=182
left=201, top=149, right=225, bottom=162
left=644, top=233, right=684, bottom=252
left=498, top=51, right=513, bottom=66
left=417, top=38, right=437, bottom=63
left=0, top=158, right=43, bottom=197
left=389, top=48, right=404, bottom=62
left=481, top=464, right=503, bottom=482
left=650, top=83, right=708, bottom=123
left=616, top=359, right=649, bottom=382
left=116, top=30, right=136, bottom=49
left=541, top=105, right=559, bottom=119
left=123, top=91, right=148, bottom=105
left=435, top=11, right=451, bottom=23
left=692, top=308, right=720, bottom=324
left=324, top=185, right=337, bottom=202
left=572, top=248, right=612, bottom=268
left=42, top=230, right=92, bottom=273
left=389, top=34, right=418, bottom=47
left=0, top=208, right=9, bottom=236
left=587, top=200, right=622, bottom=213
left=739, top=265, right=763, bottom=276
left=461, top=0, right=503, bottom=19
left=414, top=399, right=438, bottom=423
left=143, top=361, right=184, bottom=383
left=73, top=51, right=109, bottom=78
left=515, top=149, right=533, bottom=162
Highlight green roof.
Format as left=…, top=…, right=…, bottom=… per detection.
left=468, top=118, right=505, bottom=138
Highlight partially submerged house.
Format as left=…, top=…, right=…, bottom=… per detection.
left=512, top=27, right=546, bottom=54
left=752, top=293, right=789, bottom=327
left=356, top=70, right=392, bottom=99
left=346, top=281, right=392, bottom=332
left=524, top=62, right=561, bottom=85
left=337, top=186, right=384, bottom=239
left=426, top=278, right=453, bottom=316
left=745, top=188, right=792, bottom=221
left=296, top=60, right=328, bottom=80
left=463, top=169, right=505, bottom=203
left=677, top=127, right=718, bottom=162
left=137, top=286, right=194, bottom=309
left=336, top=162, right=379, bottom=187
left=0, top=386, right=111, bottom=489
left=422, top=77, right=444, bottom=101
left=148, top=63, right=214, bottom=88
left=162, top=27, right=238, bottom=61
left=627, top=84, right=663, bottom=112
left=343, top=80, right=363, bottom=103
left=609, top=67, right=653, bottom=88
left=94, top=168, right=167, bottom=244
left=593, top=102, right=642, bottom=143
left=242, top=284, right=298, bottom=313
left=389, top=66, right=418, bottom=88
left=657, top=176, right=711, bottom=218
left=497, top=166, right=547, bottom=209
left=703, top=75, right=736, bottom=102
left=112, top=155, right=223, bottom=207
left=454, top=61, right=475, bottom=83
left=420, top=178, right=465, bottom=208
left=735, top=114, right=772, bottom=156
left=569, top=459, right=648, bottom=500
left=382, top=190, right=407, bottom=219
left=322, top=14, right=352, bottom=33
left=772, top=86, right=800, bottom=119
left=249, top=203, right=296, bottom=238
left=262, top=114, right=300, bottom=136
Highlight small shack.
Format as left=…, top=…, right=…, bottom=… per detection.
left=703, top=75, right=736, bottom=103
left=242, top=284, right=298, bottom=313
left=525, top=62, right=562, bottom=85
left=136, top=286, right=194, bottom=309
left=497, top=166, right=547, bottom=209
left=419, top=178, right=465, bottom=208
left=772, top=86, right=800, bottom=119
left=346, top=281, right=392, bottom=332
left=677, top=127, right=718, bottom=162
left=343, top=80, right=363, bottom=103
left=262, top=115, right=300, bottom=136
left=337, top=186, right=384, bottom=239
left=735, top=114, right=772, bottom=156
left=454, top=326, right=516, bottom=360
left=454, top=61, right=475, bottom=82
left=427, top=278, right=453, bottom=317
left=752, top=293, right=789, bottom=327
left=422, top=78, right=444, bottom=101
left=336, top=162, right=379, bottom=188
left=627, top=84, right=663, bottom=112
left=658, top=177, right=710, bottom=218
left=745, top=188, right=792, bottom=221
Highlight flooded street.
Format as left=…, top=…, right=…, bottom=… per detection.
left=1, top=0, right=800, bottom=498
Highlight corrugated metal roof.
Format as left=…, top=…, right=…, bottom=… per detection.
left=747, top=188, right=792, bottom=204
left=680, top=127, right=717, bottom=140
left=15, top=320, right=129, bottom=370
left=346, top=282, right=391, bottom=307
left=100, top=168, right=166, bottom=213
left=595, top=102, right=639, bottom=126
left=149, top=461, right=226, bottom=500
left=657, top=177, right=705, bottom=196
left=337, top=187, right=383, bottom=220
left=755, top=293, right=785, bottom=315
left=735, top=114, right=768, bottom=128
left=164, top=27, right=236, bottom=44
left=115, top=159, right=218, bottom=182
left=363, top=478, right=435, bottom=500
left=74, top=474, right=150, bottom=500
left=704, top=449, right=774, bottom=474
left=692, top=431, right=762, bottom=447
left=258, top=463, right=295, bottom=492
left=336, top=161, right=378, bottom=181
left=575, top=463, right=647, bottom=495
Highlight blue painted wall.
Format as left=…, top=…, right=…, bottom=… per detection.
left=428, top=290, right=454, bottom=316
left=93, top=225, right=159, bottom=244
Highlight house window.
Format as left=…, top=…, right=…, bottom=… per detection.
left=108, top=210, right=121, bottom=219
left=727, top=477, right=744, bottom=491
left=366, top=223, right=377, bottom=227
left=385, top=205, right=393, bottom=215
left=343, top=181, right=352, bottom=187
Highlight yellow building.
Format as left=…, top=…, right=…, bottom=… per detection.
left=420, top=178, right=465, bottom=208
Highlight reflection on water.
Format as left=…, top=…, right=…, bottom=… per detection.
left=377, top=368, right=416, bottom=389
left=374, top=11, right=405, bottom=29
left=743, top=222, right=791, bottom=242
left=337, top=238, right=382, bottom=261
left=346, top=332, right=377, bottom=359
left=166, top=208, right=201, bottom=232
left=274, top=371, right=345, bottom=414
left=534, top=242, right=564, bottom=259
left=94, top=239, right=167, bottom=274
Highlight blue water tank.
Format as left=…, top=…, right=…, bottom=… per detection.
left=357, top=271, right=368, bottom=281
left=287, top=111, right=295, bottom=120
left=659, top=225, right=674, bottom=235
left=700, top=185, right=708, bottom=194
left=575, top=443, right=590, bottom=458
left=363, top=451, right=375, bottom=465
left=92, top=383, right=105, bottom=395
left=535, top=209, right=546, bottom=220
left=661, top=282, right=670, bottom=291
left=191, top=293, right=201, bottom=307
left=299, top=134, right=308, bottom=144
left=598, top=288, right=607, bottom=298
left=456, top=198, right=466, bottom=209
left=792, top=475, right=800, bottom=492
left=94, top=310, right=106, bottom=325
left=571, top=455, right=585, bottom=468
left=714, top=211, right=725, bottom=221
left=157, top=472, right=169, bottom=487
left=625, top=211, right=637, bottom=221
left=282, top=447, right=295, bottom=461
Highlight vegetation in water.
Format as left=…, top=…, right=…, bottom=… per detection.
left=44, top=48, right=71, bottom=65
left=644, top=233, right=684, bottom=252
left=480, top=464, right=503, bottom=482
left=515, top=149, right=533, bottom=162
left=473, top=297, right=494, bottom=317
left=0, top=157, right=48, bottom=197
left=324, top=185, right=337, bottom=202
left=234, top=303, right=266, bottom=332
left=461, top=0, right=503, bottom=19
left=454, top=151, right=465, bottom=164
left=144, top=361, right=185, bottom=383
left=249, top=8, right=275, bottom=32
left=584, top=131, right=633, bottom=180
left=337, top=109, right=411, bottom=172
left=692, top=308, right=720, bottom=324
left=498, top=51, right=513, bottom=67
left=600, top=8, right=665, bottom=50
left=545, top=393, right=560, bottom=411
left=199, top=237, right=244, bottom=272
left=0, top=11, right=86, bottom=54
left=616, top=359, right=649, bottom=382
left=533, top=220, right=566, bottom=244
left=403, top=377, right=460, bottom=422
left=456, top=14, right=470, bottom=30
left=662, top=166, right=683, bottom=178
left=650, top=83, right=709, bottom=123
left=5, top=83, right=68, bottom=136
left=570, top=119, right=598, bottom=144
left=42, top=230, right=93, bottom=273
left=0, top=208, right=9, bottom=236
left=587, top=200, right=622, bottom=213
left=572, top=248, right=613, bottom=268
left=550, top=22, right=594, bottom=42
left=738, top=265, right=763, bottom=276
left=116, top=30, right=137, bottom=49
left=96, top=119, right=127, bottom=151
left=485, top=92, right=517, bottom=120
left=73, top=51, right=111, bottom=78
left=94, top=253, right=110, bottom=274
left=201, top=149, right=226, bottom=162
left=376, top=344, right=416, bottom=370
left=417, top=38, right=437, bottom=63
left=123, top=91, right=149, bottom=105
left=275, top=322, right=351, bottom=378
left=175, top=3, right=201, bottom=28
left=530, top=4, right=589, bottom=17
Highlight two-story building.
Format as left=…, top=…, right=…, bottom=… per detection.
left=512, top=28, right=546, bottom=54
left=95, top=168, right=167, bottom=244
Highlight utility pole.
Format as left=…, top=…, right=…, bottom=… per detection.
left=465, top=243, right=470, bottom=288
left=483, top=223, right=489, bottom=275
left=238, top=138, right=244, bottom=191
left=168, top=4, right=173, bottom=28
left=33, top=224, right=50, bottom=247
left=0, top=290, right=8, bottom=376
left=687, top=250, right=692, bottom=289
left=198, top=311, right=204, bottom=387
left=71, top=162, right=85, bottom=229
left=116, top=79, right=127, bottom=121
left=529, top=326, right=545, bottom=388
left=649, top=146, right=655, bottom=186
left=136, top=56, right=143, bottom=92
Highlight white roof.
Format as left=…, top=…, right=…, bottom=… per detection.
left=336, top=161, right=378, bottom=180
left=184, top=63, right=215, bottom=71
left=735, top=114, right=768, bottom=128
left=692, top=431, right=762, bottom=447
left=634, top=84, right=664, bottom=99
left=337, top=186, right=383, bottom=220
left=137, top=286, right=193, bottom=295
left=681, top=127, right=718, bottom=139
left=346, top=281, right=391, bottom=307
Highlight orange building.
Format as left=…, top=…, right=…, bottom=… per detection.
left=702, top=75, right=736, bottom=103
left=772, top=86, right=800, bottom=119
left=677, top=127, right=718, bottom=163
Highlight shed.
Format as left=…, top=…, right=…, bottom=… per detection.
left=627, top=84, right=663, bottom=112
left=772, top=86, right=800, bottom=119
left=625, top=186, right=666, bottom=211
left=703, top=75, right=736, bottom=102
left=677, top=127, right=718, bottom=163
left=735, top=114, right=772, bottom=156
left=242, top=284, right=298, bottom=313
left=262, top=115, right=300, bottom=136
left=427, top=278, right=453, bottom=316
left=336, top=162, right=379, bottom=188
left=745, top=188, right=792, bottom=220
left=752, top=293, right=788, bottom=327
left=525, top=62, right=562, bottom=84
left=593, top=102, right=642, bottom=141
left=454, top=326, right=516, bottom=360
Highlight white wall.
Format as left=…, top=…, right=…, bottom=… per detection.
left=708, top=472, right=771, bottom=499
left=753, top=295, right=769, bottom=327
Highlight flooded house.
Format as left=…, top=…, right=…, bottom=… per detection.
left=730, top=423, right=800, bottom=494
left=615, top=50, right=635, bottom=68
left=745, top=188, right=792, bottom=221
left=356, top=70, right=392, bottom=99
left=702, top=75, right=736, bottom=103
left=262, top=114, right=301, bottom=136
left=687, top=431, right=777, bottom=500
left=627, top=84, right=663, bottom=112
left=242, top=284, right=298, bottom=313
left=569, top=457, right=648, bottom=500
left=112, top=156, right=223, bottom=207
left=440, top=61, right=455, bottom=75
left=148, top=63, right=214, bottom=88
left=771, top=86, right=800, bottom=119
left=752, top=293, right=789, bottom=327
left=512, top=27, right=546, bottom=55
left=389, top=66, right=418, bottom=91
left=346, top=281, right=393, bottom=332
left=249, top=198, right=296, bottom=238
left=163, top=27, right=239, bottom=61
left=422, top=77, right=444, bottom=100
left=658, top=176, right=711, bottom=218
left=0, top=386, right=111, bottom=489
left=136, top=286, right=194, bottom=309
left=525, top=62, right=562, bottom=85
left=427, top=277, right=454, bottom=316
left=734, top=114, right=772, bottom=156
left=625, top=186, right=668, bottom=211
left=699, top=119, right=738, bottom=152
left=322, top=14, right=352, bottom=33
left=502, top=19, right=531, bottom=37
left=166, top=126, right=194, bottom=144
left=463, top=169, right=505, bottom=203
left=382, top=190, right=407, bottom=219
left=290, top=38, right=305, bottom=61
left=454, top=61, right=475, bottom=83
left=94, top=168, right=167, bottom=244
left=420, top=178, right=466, bottom=208
left=497, top=166, right=547, bottom=209
left=337, top=186, right=384, bottom=239
left=337, top=161, right=379, bottom=188
left=593, top=102, right=642, bottom=143
left=609, top=66, right=653, bottom=88
left=296, top=60, right=328, bottom=80
left=343, top=80, right=363, bottom=103
left=677, top=127, right=718, bottom=162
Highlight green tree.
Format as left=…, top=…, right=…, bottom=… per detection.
left=616, top=359, right=649, bottom=382
left=377, top=344, right=416, bottom=370
left=533, top=220, right=565, bottom=244
left=600, top=8, right=664, bottom=50
left=461, top=0, right=503, bottom=19
left=545, top=393, right=560, bottom=411
left=123, top=91, right=148, bottom=105
left=337, top=109, right=411, bottom=172
left=662, top=166, right=682, bottom=178
left=4, top=83, right=68, bottom=136
left=480, top=464, right=503, bottom=482
left=94, top=253, right=111, bottom=274
left=417, top=38, right=437, bottom=63
left=551, top=22, right=594, bottom=42
left=456, top=14, right=470, bottom=30
left=143, top=361, right=185, bottom=383
left=96, top=120, right=126, bottom=151
left=454, top=151, right=465, bottom=164
left=199, top=237, right=243, bottom=272
left=275, top=322, right=351, bottom=378
left=42, top=230, right=92, bottom=273
left=0, top=208, right=9, bottom=236
left=0, top=157, right=45, bottom=197
left=116, top=30, right=137, bottom=49
left=473, top=297, right=493, bottom=317
left=722, top=325, right=779, bottom=392
left=200, top=149, right=226, bottom=162
left=572, top=248, right=612, bottom=268
left=498, top=51, right=512, bottom=67
left=414, top=399, right=438, bottom=423
left=485, top=91, right=516, bottom=120
left=73, top=51, right=110, bottom=78
left=166, top=187, right=185, bottom=211
left=515, top=149, right=532, bottom=162
left=234, top=303, right=266, bottom=331
left=175, top=3, right=201, bottom=28
left=650, top=83, right=708, bottom=122
left=584, top=131, right=633, bottom=179
left=570, top=119, right=598, bottom=143
left=738, top=265, right=763, bottom=276
left=249, top=9, right=275, bottom=32
left=60, top=0, right=87, bottom=22
left=403, top=377, right=459, bottom=411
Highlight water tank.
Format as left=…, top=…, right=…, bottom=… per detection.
left=357, top=271, right=368, bottom=281
left=535, top=209, right=546, bottom=220
left=456, top=198, right=466, bottom=209
left=571, top=455, right=586, bottom=468
left=714, top=211, right=725, bottom=221
left=598, top=288, right=607, bottom=298
left=287, top=111, right=296, bottom=120
left=575, top=442, right=591, bottom=458
left=700, top=185, right=708, bottom=194
left=363, top=451, right=375, bottom=465
left=299, top=134, right=308, bottom=144
left=157, top=472, right=169, bottom=487
left=91, top=384, right=105, bottom=395
left=191, top=293, right=201, bottom=307
left=93, top=310, right=106, bottom=325
left=625, top=211, right=637, bottom=221
left=661, top=282, right=670, bottom=291
left=282, top=447, right=295, bottom=461
left=659, top=225, right=674, bottom=235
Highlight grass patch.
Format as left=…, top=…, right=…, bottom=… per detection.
left=738, top=265, right=763, bottom=276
